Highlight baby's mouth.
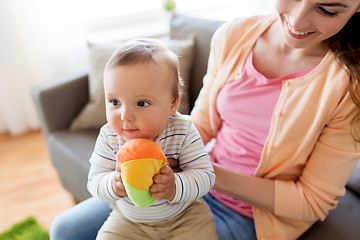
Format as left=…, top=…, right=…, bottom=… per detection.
left=123, top=128, right=137, bottom=132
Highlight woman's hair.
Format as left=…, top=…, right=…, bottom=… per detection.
left=105, top=38, right=182, bottom=102
left=329, top=12, right=360, bottom=142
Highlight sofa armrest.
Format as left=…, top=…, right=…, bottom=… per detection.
left=31, top=71, right=89, bottom=135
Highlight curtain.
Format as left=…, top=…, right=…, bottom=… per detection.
left=0, top=0, right=89, bottom=136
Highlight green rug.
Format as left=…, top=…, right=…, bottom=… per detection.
left=0, top=216, right=49, bottom=240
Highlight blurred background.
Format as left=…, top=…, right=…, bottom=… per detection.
left=0, top=0, right=275, bottom=136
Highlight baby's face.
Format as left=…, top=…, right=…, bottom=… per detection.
left=104, top=62, right=179, bottom=141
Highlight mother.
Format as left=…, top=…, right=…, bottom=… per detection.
left=192, top=0, right=360, bottom=239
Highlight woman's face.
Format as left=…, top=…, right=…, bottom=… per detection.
left=275, top=0, right=360, bottom=49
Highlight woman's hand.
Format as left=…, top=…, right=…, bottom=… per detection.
left=150, top=165, right=176, bottom=202
left=111, top=164, right=128, bottom=198
left=167, top=158, right=181, bottom=173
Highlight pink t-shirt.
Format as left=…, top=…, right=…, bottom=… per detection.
left=209, top=50, right=316, bottom=218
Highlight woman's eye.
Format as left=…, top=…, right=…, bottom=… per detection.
left=109, top=99, right=120, bottom=106
left=318, top=7, right=337, bottom=17
left=137, top=101, right=150, bottom=107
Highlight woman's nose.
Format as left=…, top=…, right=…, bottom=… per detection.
left=289, top=2, right=311, bottom=31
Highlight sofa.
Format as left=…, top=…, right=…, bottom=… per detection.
left=31, top=13, right=360, bottom=239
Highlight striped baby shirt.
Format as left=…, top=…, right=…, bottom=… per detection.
left=87, top=113, right=215, bottom=222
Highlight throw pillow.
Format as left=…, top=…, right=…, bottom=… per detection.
left=70, top=37, right=194, bottom=130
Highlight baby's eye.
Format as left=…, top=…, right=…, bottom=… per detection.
left=137, top=100, right=150, bottom=107
left=109, top=99, right=120, bottom=106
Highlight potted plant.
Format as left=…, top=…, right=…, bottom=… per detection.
left=163, top=0, right=176, bottom=11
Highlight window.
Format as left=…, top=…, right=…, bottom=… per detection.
left=81, top=0, right=276, bottom=21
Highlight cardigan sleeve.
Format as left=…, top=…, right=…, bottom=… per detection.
left=274, top=90, right=360, bottom=222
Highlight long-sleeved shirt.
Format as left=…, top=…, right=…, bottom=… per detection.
left=191, top=15, right=360, bottom=240
left=88, top=113, right=215, bottom=222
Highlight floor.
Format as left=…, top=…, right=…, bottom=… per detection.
left=0, top=131, right=75, bottom=232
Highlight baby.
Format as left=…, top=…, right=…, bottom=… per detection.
left=87, top=38, right=218, bottom=240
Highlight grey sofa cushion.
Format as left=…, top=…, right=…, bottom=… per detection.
left=170, top=13, right=225, bottom=109
left=347, top=160, right=360, bottom=195
left=48, top=130, right=99, bottom=201
left=298, top=189, right=360, bottom=240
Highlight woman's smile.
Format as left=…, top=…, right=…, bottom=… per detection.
left=285, top=18, right=315, bottom=39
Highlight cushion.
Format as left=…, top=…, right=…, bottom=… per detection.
left=298, top=189, right=360, bottom=240
left=170, top=13, right=224, bottom=109
left=347, top=160, right=360, bottom=195
left=70, top=37, right=195, bottom=130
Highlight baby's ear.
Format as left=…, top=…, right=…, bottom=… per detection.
left=170, top=96, right=180, bottom=116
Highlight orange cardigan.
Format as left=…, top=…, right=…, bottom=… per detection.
left=191, top=15, right=360, bottom=240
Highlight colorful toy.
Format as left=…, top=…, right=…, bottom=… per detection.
left=117, top=138, right=167, bottom=207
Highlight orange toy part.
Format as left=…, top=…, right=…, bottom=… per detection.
left=117, top=138, right=168, bottom=207
left=118, top=138, right=167, bottom=163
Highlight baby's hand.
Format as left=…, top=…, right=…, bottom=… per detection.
left=111, top=164, right=128, bottom=198
left=150, top=165, right=176, bottom=202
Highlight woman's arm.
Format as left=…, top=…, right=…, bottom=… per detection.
left=212, top=162, right=275, bottom=212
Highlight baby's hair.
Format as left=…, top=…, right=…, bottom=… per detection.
left=105, top=38, right=183, bottom=102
